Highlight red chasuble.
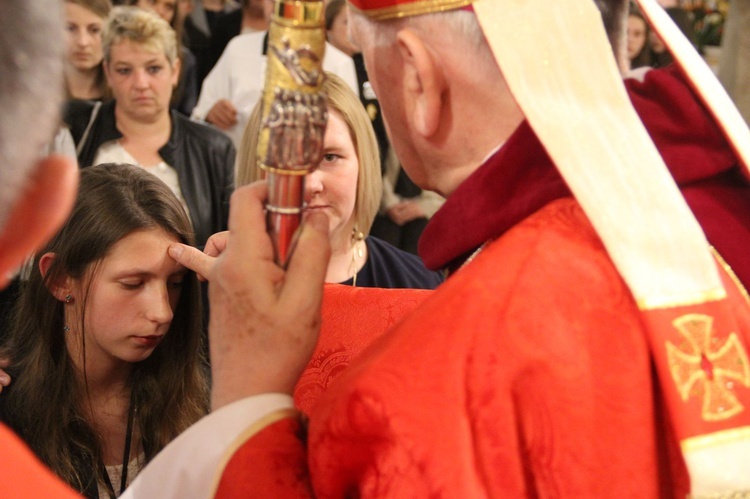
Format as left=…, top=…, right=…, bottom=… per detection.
left=295, top=285, right=433, bottom=416
left=215, top=66, right=750, bottom=497
left=218, top=199, right=694, bottom=496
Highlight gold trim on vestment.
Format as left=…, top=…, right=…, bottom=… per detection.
left=209, top=408, right=300, bottom=496
left=680, top=426, right=750, bottom=452
left=688, top=491, right=750, bottom=499
left=348, top=0, right=472, bottom=21
left=712, top=247, right=750, bottom=306
left=636, top=248, right=748, bottom=310
left=636, top=288, right=727, bottom=311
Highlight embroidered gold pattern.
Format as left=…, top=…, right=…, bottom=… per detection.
left=348, top=0, right=472, bottom=21
left=666, top=314, right=750, bottom=421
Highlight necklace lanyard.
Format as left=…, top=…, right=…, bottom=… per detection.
left=100, top=395, right=136, bottom=498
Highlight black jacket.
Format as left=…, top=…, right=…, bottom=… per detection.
left=64, top=100, right=235, bottom=247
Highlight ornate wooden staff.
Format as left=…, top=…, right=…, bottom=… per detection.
left=257, top=0, right=327, bottom=267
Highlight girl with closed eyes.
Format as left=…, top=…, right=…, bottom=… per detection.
left=0, top=164, right=209, bottom=498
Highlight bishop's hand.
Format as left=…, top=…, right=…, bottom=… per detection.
left=169, top=181, right=330, bottom=409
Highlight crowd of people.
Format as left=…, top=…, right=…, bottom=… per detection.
left=626, top=0, right=697, bottom=70
left=1, top=0, right=750, bottom=497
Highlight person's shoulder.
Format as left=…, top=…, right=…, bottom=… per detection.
left=470, top=197, right=622, bottom=294
left=225, top=31, right=266, bottom=54
left=64, top=98, right=97, bottom=114
left=324, top=42, right=352, bottom=64
left=174, top=113, right=235, bottom=150
left=216, top=8, right=242, bottom=27
left=624, top=65, right=688, bottom=94
left=63, top=99, right=111, bottom=140
left=367, top=236, right=421, bottom=264
left=180, top=45, right=197, bottom=65
left=322, top=44, right=356, bottom=89
left=63, top=98, right=100, bottom=124
left=175, top=112, right=226, bottom=138
left=365, top=236, right=445, bottom=288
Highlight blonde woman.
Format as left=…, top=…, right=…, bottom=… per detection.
left=235, top=73, right=443, bottom=288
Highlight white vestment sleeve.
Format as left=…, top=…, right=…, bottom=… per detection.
left=121, top=393, right=294, bottom=499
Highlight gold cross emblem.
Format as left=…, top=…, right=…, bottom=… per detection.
left=666, top=314, right=750, bottom=421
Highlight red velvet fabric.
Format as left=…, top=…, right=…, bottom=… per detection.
left=419, top=66, right=750, bottom=286
left=0, top=423, right=81, bottom=499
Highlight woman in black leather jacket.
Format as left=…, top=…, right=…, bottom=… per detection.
left=64, top=6, right=234, bottom=248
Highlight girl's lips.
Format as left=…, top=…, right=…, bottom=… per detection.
left=132, top=335, right=164, bottom=347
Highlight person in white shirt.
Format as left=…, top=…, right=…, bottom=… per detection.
left=191, top=13, right=357, bottom=148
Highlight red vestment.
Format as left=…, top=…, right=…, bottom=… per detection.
left=0, top=424, right=80, bottom=498
left=214, top=66, right=750, bottom=497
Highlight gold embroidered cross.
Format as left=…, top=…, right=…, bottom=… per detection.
left=666, top=314, right=750, bottom=421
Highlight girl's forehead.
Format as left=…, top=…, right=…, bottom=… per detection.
left=90, top=229, right=183, bottom=276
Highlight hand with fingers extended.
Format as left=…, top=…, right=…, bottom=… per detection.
left=169, top=181, right=330, bottom=410
left=177, top=231, right=229, bottom=281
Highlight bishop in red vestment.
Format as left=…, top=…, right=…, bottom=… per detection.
left=143, top=0, right=750, bottom=497
left=211, top=64, right=750, bottom=497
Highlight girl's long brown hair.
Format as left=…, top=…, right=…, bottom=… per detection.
left=2, top=163, right=209, bottom=493
left=64, top=0, right=114, bottom=102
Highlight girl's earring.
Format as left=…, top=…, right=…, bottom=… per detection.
left=65, top=294, right=73, bottom=304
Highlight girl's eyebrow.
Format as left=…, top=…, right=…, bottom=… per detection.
left=112, top=266, right=187, bottom=278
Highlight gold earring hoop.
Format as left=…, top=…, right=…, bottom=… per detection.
left=350, top=227, right=365, bottom=287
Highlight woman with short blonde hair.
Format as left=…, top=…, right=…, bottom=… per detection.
left=102, top=5, right=179, bottom=66
left=64, top=6, right=235, bottom=249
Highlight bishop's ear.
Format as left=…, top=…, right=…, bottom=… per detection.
left=396, top=28, right=446, bottom=139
